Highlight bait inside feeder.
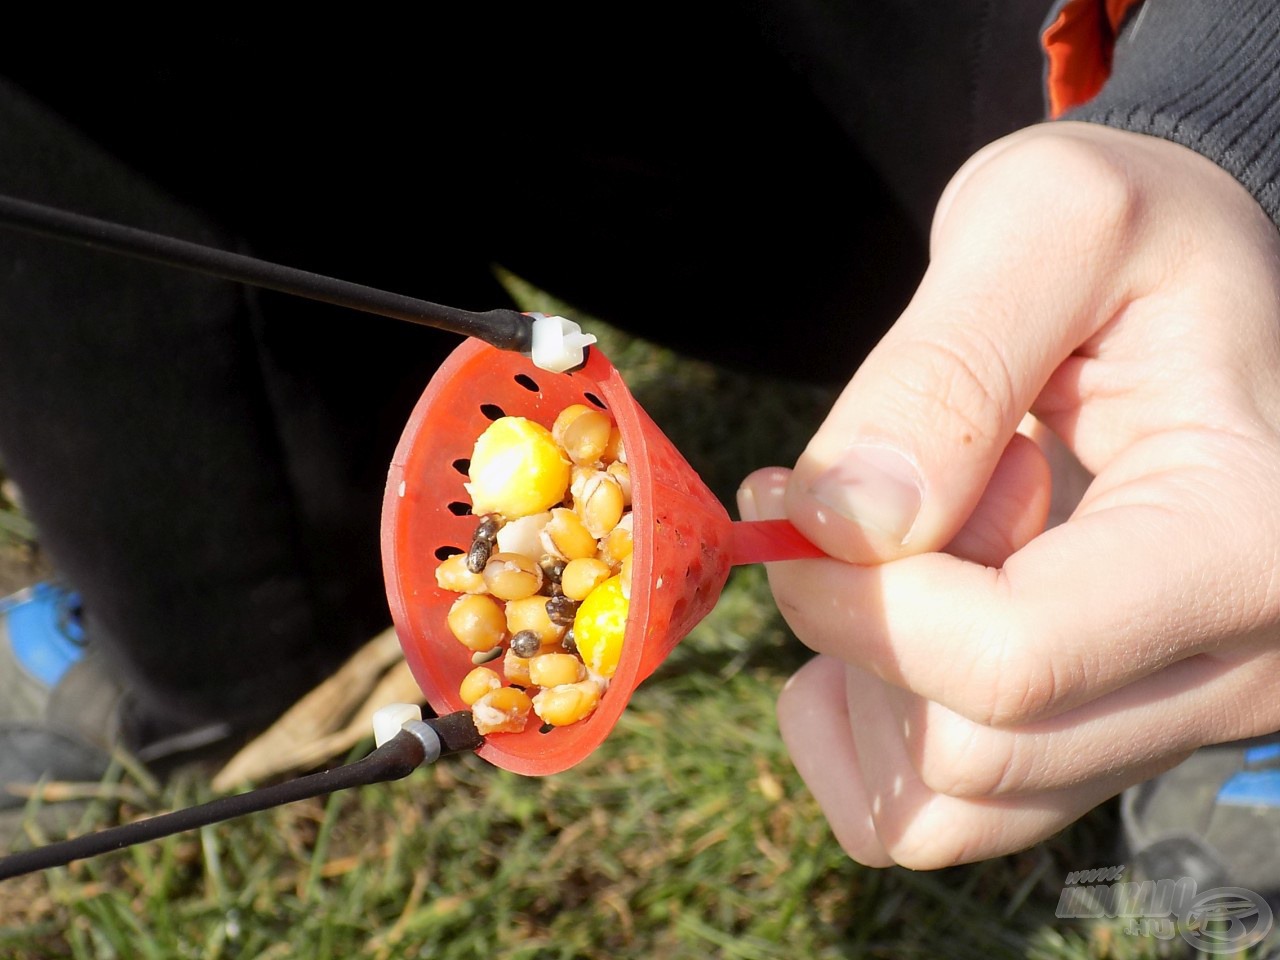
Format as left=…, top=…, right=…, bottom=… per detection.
left=382, top=337, right=822, bottom=776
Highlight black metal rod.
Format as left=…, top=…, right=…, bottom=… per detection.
left=0, top=713, right=483, bottom=881
left=0, top=193, right=533, bottom=353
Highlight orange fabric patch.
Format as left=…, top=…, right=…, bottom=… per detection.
left=1043, top=0, right=1146, bottom=118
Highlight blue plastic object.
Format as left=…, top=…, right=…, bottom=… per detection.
left=1, top=582, right=85, bottom=688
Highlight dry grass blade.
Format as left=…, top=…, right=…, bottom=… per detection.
left=269, top=660, right=424, bottom=780
left=211, top=628, right=407, bottom=790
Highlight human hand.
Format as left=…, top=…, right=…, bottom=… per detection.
left=737, top=121, right=1280, bottom=868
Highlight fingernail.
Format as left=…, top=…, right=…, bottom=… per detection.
left=736, top=484, right=758, bottom=521
left=807, top=445, right=922, bottom=544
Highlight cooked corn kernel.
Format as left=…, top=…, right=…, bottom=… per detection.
left=472, top=686, right=533, bottom=735
left=447, top=594, right=507, bottom=652
left=569, top=464, right=595, bottom=504
left=435, top=553, right=488, bottom=594
left=603, top=425, right=624, bottom=464
left=505, top=595, right=566, bottom=647
left=482, top=551, right=544, bottom=600
left=561, top=557, right=613, bottom=600
left=551, top=404, right=594, bottom=447
left=503, top=645, right=534, bottom=685
left=561, top=409, right=613, bottom=464
left=541, top=507, right=597, bottom=560
left=602, top=513, right=633, bottom=563
left=532, top=680, right=602, bottom=726
left=459, top=666, right=503, bottom=705
left=574, top=575, right=628, bottom=678
left=528, top=652, right=588, bottom=688
left=606, top=460, right=631, bottom=504
left=467, top=417, right=570, bottom=518
left=575, top=472, right=625, bottom=539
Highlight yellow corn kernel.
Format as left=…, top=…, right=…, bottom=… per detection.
left=551, top=404, right=594, bottom=447
left=459, top=666, right=502, bottom=705
left=532, top=680, right=602, bottom=726
left=446, top=594, right=507, bottom=652
left=574, top=575, right=628, bottom=678
left=569, top=464, right=595, bottom=504
left=482, top=552, right=544, bottom=600
left=602, top=425, right=624, bottom=464
left=602, top=513, right=633, bottom=562
left=435, top=552, right=488, bottom=594
left=606, top=460, right=631, bottom=505
left=560, top=557, right=612, bottom=601
left=471, top=686, right=533, bottom=735
left=504, top=595, right=566, bottom=646
left=528, top=652, right=587, bottom=688
left=561, top=409, right=613, bottom=465
left=467, top=417, right=570, bottom=518
left=541, top=507, right=597, bottom=560
left=502, top=646, right=531, bottom=686
left=575, top=472, right=624, bottom=539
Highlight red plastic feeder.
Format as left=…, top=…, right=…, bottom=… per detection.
left=382, top=338, right=820, bottom=775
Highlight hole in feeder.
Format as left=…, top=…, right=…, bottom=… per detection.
left=446, top=501, right=472, bottom=516
left=539, top=722, right=554, bottom=734
left=435, top=545, right=464, bottom=561
left=514, top=374, right=539, bottom=392
left=583, top=392, right=606, bottom=410
left=451, top=458, right=470, bottom=476
left=480, top=403, right=505, bottom=421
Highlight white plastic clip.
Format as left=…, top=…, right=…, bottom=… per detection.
left=528, top=312, right=597, bottom=373
left=371, top=702, right=424, bottom=748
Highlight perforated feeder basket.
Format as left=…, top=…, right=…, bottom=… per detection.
left=381, top=338, right=819, bottom=775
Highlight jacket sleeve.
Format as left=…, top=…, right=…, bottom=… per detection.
left=1061, top=0, right=1280, bottom=227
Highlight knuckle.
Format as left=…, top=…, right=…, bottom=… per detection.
left=865, top=781, right=984, bottom=870
left=980, top=657, right=1059, bottom=727
left=883, top=331, right=1015, bottom=449
left=882, top=824, right=982, bottom=871
left=914, top=721, right=1022, bottom=798
left=951, top=619, right=1067, bottom=727
left=984, top=130, right=1143, bottom=249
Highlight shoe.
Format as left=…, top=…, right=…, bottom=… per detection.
left=1121, top=736, right=1280, bottom=899
left=0, top=582, right=125, bottom=811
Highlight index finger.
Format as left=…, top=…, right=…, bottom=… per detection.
left=746, top=444, right=1280, bottom=728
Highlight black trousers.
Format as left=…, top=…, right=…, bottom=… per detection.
left=0, top=5, right=1047, bottom=737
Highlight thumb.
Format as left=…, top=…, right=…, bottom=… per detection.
left=785, top=126, right=1136, bottom=563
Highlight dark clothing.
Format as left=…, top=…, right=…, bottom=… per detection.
left=1066, top=0, right=1280, bottom=225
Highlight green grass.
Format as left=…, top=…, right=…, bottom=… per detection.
left=1, top=567, right=1118, bottom=960
left=0, top=277, right=1232, bottom=958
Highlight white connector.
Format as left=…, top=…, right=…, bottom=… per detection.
left=371, top=701, right=423, bottom=748
left=528, top=312, right=597, bottom=373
